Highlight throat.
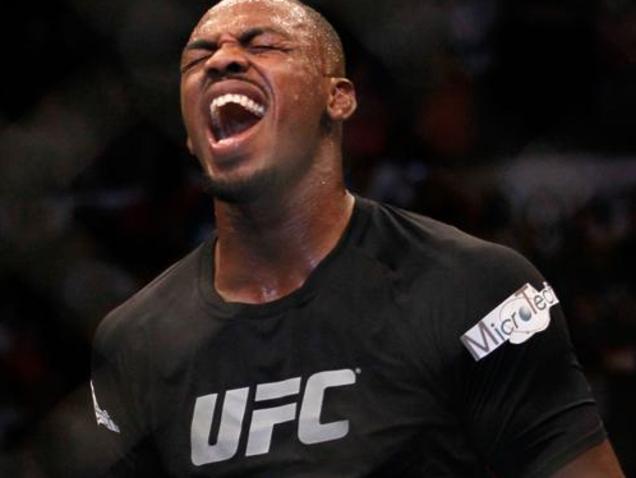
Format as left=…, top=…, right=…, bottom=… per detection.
left=213, top=192, right=356, bottom=304
left=214, top=245, right=311, bottom=304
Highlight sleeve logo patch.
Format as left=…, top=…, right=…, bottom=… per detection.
left=90, top=380, right=121, bottom=433
left=460, top=282, right=559, bottom=361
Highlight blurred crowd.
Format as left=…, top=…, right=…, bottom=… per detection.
left=1, top=0, right=635, bottom=475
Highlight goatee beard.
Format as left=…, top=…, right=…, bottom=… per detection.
left=203, top=167, right=281, bottom=204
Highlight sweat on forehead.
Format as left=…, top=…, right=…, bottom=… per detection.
left=201, top=0, right=308, bottom=31
left=195, top=0, right=345, bottom=75
left=211, top=0, right=306, bottom=15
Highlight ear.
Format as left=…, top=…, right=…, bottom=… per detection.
left=326, top=78, right=357, bottom=121
left=186, top=137, right=194, bottom=154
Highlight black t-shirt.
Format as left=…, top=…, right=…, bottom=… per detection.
left=90, top=197, right=605, bottom=477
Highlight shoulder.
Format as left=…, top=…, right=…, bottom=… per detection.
left=357, top=197, right=538, bottom=286
left=356, top=198, right=550, bottom=349
left=93, top=241, right=210, bottom=355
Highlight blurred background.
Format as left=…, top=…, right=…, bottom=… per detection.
left=1, top=0, right=634, bottom=475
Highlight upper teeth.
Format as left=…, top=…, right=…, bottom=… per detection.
left=210, top=94, right=266, bottom=117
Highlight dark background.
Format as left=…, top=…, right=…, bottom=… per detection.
left=1, top=0, right=634, bottom=475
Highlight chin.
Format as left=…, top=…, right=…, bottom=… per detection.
left=204, top=165, right=281, bottom=204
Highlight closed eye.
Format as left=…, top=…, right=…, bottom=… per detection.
left=181, top=39, right=217, bottom=72
left=248, top=42, right=295, bottom=57
left=249, top=44, right=280, bottom=53
left=181, top=53, right=211, bottom=72
left=241, top=27, right=292, bottom=54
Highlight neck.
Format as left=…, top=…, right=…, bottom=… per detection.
left=212, top=160, right=354, bottom=305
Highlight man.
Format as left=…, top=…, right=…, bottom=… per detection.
left=90, top=0, right=625, bottom=476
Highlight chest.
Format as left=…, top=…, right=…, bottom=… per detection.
left=147, top=288, right=475, bottom=476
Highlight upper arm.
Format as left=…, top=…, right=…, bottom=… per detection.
left=90, top=314, right=165, bottom=477
left=551, top=440, right=624, bottom=478
left=446, top=244, right=609, bottom=477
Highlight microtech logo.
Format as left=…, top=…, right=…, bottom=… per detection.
left=460, top=282, right=559, bottom=361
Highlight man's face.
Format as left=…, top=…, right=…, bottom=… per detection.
left=180, top=0, right=331, bottom=202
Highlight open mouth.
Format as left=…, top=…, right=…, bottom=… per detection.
left=209, top=93, right=266, bottom=142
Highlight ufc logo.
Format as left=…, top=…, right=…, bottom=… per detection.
left=190, top=368, right=357, bottom=466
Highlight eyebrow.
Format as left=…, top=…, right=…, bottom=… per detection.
left=184, top=38, right=216, bottom=52
left=184, top=26, right=291, bottom=51
left=239, top=27, right=290, bottom=42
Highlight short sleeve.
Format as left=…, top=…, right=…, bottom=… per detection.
left=452, top=245, right=606, bottom=478
left=90, top=314, right=166, bottom=477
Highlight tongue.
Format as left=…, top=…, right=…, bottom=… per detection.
left=212, top=103, right=262, bottom=141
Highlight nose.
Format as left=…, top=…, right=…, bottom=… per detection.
left=204, top=42, right=249, bottom=77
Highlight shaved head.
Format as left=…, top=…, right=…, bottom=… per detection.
left=206, top=0, right=346, bottom=75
